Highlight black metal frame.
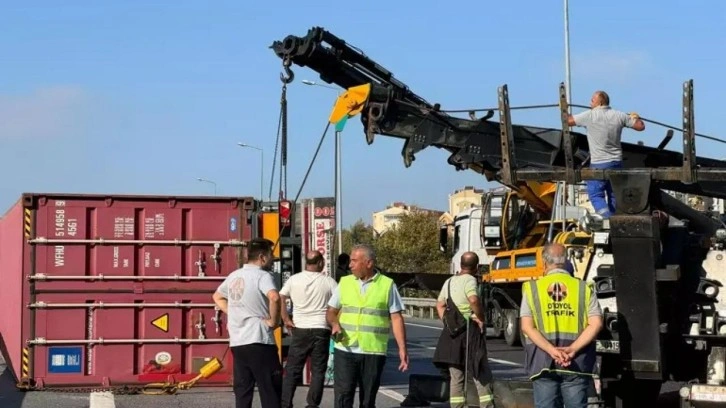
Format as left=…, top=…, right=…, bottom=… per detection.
left=496, top=79, right=726, bottom=185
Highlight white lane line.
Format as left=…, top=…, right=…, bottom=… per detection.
left=376, top=334, right=524, bottom=402
left=405, top=322, right=442, bottom=330
left=408, top=339, right=523, bottom=368
left=378, top=386, right=406, bottom=402
left=489, top=357, right=523, bottom=367
left=90, top=391, right=115, bottom=408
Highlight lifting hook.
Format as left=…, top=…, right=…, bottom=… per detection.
left=280, top=58, right=294, bottom=84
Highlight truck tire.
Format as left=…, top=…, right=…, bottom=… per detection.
left=503, top=309, right=522, bottom=347
left=489, top=300, right=505, bottom=339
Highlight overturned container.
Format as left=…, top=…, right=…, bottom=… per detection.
left=0, top=193, right=256, bottom=390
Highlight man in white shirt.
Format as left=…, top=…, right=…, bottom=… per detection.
left=280, top=250, right=338, bottom=408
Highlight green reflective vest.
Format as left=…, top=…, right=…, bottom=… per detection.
left=522, top=270, right=596, bottom=379
left=336, top=273, right=393, bottom=354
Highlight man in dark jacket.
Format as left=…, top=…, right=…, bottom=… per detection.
left=432, top=252, right=494, bottom=408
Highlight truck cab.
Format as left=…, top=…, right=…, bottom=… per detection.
left=441, top=190, right=507, bottom=274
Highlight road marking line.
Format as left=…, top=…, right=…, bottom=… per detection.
left=405, top=322, right=442, bottom=330
left=489, top=357, right=523, bottom=367
left=408, top=341, right=523, bottom=367
left=90, top=391, right=115, bottom=408
left=378, top=386, right=406, bottom=402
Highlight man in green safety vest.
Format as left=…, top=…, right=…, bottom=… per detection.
left=326, top=244, right=409, bottom=408
left=520, top=243, right=603, bottom=408
left=432, top=251, right=494, bottom=408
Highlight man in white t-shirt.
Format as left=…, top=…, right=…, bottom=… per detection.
left=280, top=250, right=338, bottom=408
left=213, top=238, right=281, bottom=408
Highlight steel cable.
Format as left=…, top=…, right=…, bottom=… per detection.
left=395, top=98, right=726, bottom=145
left=271, top=121, right=331, bottom=252
left=568, top=103, right=726, bottom=145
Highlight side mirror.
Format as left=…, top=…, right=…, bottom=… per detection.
left=478, top=264, right=490, bottom=275
left=438, top=226, right=448, bottom=252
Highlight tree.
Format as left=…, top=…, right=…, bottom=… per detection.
left=373, top=211, right=450, bottom=274
left=341, top=219, right=376, bottom=255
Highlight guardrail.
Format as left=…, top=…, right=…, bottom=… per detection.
left=402, top=297, right=438, bottom=320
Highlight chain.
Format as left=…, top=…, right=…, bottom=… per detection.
left=21, top=383, right=145, bottom=395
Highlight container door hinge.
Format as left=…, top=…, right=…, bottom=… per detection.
left=212, top=307, right=222, bottom=335
left=211, top=243, right=221, bottom=272
left=195, top=312, right=206, bottom=339
left=195, top=250, right=206, bottom=276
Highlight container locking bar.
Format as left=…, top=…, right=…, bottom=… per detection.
left=29, top=274, right=226, bottom=281
left=27, top=238, right=247, bottom=246
left=28, top=337, right=229, bottom=346
left=28, top=302, right=218, bottom=309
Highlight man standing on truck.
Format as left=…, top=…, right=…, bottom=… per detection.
left=432, top=251, right=495, bottom=408
left=212, top=238, right=282, bottom=408
left=566, top=90, right=645, bottom=218
left=520, top=243, right=603, bottom=408
left=326, top=244, right=409, bottom=408
left=280, top=250, right=338, bottom=408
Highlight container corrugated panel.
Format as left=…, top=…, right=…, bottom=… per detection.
left=0, top=193, right=255, bottom=389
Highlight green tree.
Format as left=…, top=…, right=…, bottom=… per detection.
left=341, top=219, right=376, bottom=255
left=373, top=211, right=450, bottom=274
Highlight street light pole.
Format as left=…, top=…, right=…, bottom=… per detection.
left=303, top=79, right=344, bottom=256
left=196, top=177, right=217, bottom=195
left=237, top=143, right=264, bottom=202
left=564, top=0, right=576, bottom=206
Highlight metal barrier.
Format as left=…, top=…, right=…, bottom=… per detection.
left=402, top=297, right=438, bottom=320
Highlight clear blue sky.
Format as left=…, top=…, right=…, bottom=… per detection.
left=2, top=1, right=725, bottom=227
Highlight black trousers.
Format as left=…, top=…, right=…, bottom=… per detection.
left=281, top=328, right=332, bottom=408
left=232, top=343, right=282, bottom=408
left=334, top=348, right=387, bottom=408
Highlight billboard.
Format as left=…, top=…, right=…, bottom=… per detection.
left=310, top=197, right=335, bottom=276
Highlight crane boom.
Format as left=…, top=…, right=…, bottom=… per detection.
left=271, top=26, right=726, bottom=201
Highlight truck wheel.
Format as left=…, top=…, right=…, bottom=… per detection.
left=503, top=309, right=521, bottom=347
left=490, top=305, right=504, bottom=338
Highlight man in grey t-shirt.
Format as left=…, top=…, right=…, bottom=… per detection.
left=566, top=90, right=645, bottom=218
left=213, top=238, right=281, bottom=408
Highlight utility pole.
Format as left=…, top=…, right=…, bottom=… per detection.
left=564, top=0, right=576, bottom=206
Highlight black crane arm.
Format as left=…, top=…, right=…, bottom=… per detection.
left=271, top=26, right=726, bottom=199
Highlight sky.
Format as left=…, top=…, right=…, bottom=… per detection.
left=1, top=1, right=725, bottom=227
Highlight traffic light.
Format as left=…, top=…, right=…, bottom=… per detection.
left=278, top=199, right=300, bottom=287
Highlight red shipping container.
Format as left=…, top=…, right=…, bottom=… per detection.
left=0, top=193, right=256, bottom=390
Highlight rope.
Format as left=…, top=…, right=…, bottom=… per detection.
left=268, top=94, right=283, bottom=201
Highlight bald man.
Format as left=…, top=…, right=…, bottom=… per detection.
left=520, top=243, right=603, bottom=408
left=566, top=90, right=645, bottom=218
left=280, top=250, right=338, bottom=408
left=433, top=252, right=494, bottom=408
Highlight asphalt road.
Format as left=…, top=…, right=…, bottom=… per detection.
left=0, top=317, right=684, bottom=407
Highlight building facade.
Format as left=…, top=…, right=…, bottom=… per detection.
left=372, top=202, right=444, bottom=235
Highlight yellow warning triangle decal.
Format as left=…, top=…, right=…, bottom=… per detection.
left=151, top=313, right=169, bottom=332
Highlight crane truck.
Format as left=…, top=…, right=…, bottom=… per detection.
left=271, top=26, right=726, bottom=407
left=441, top=182, right=593, bottom=347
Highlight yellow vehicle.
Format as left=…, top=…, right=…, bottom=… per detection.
left=445, top=180, right=593, bottom=346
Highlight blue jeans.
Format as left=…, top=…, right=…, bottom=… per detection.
left=533, top=372, right=589, bottom=408
left=587, top=160, right=623, bottom=218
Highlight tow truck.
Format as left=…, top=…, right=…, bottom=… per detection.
left=271, top=26, right=726, bottom=407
